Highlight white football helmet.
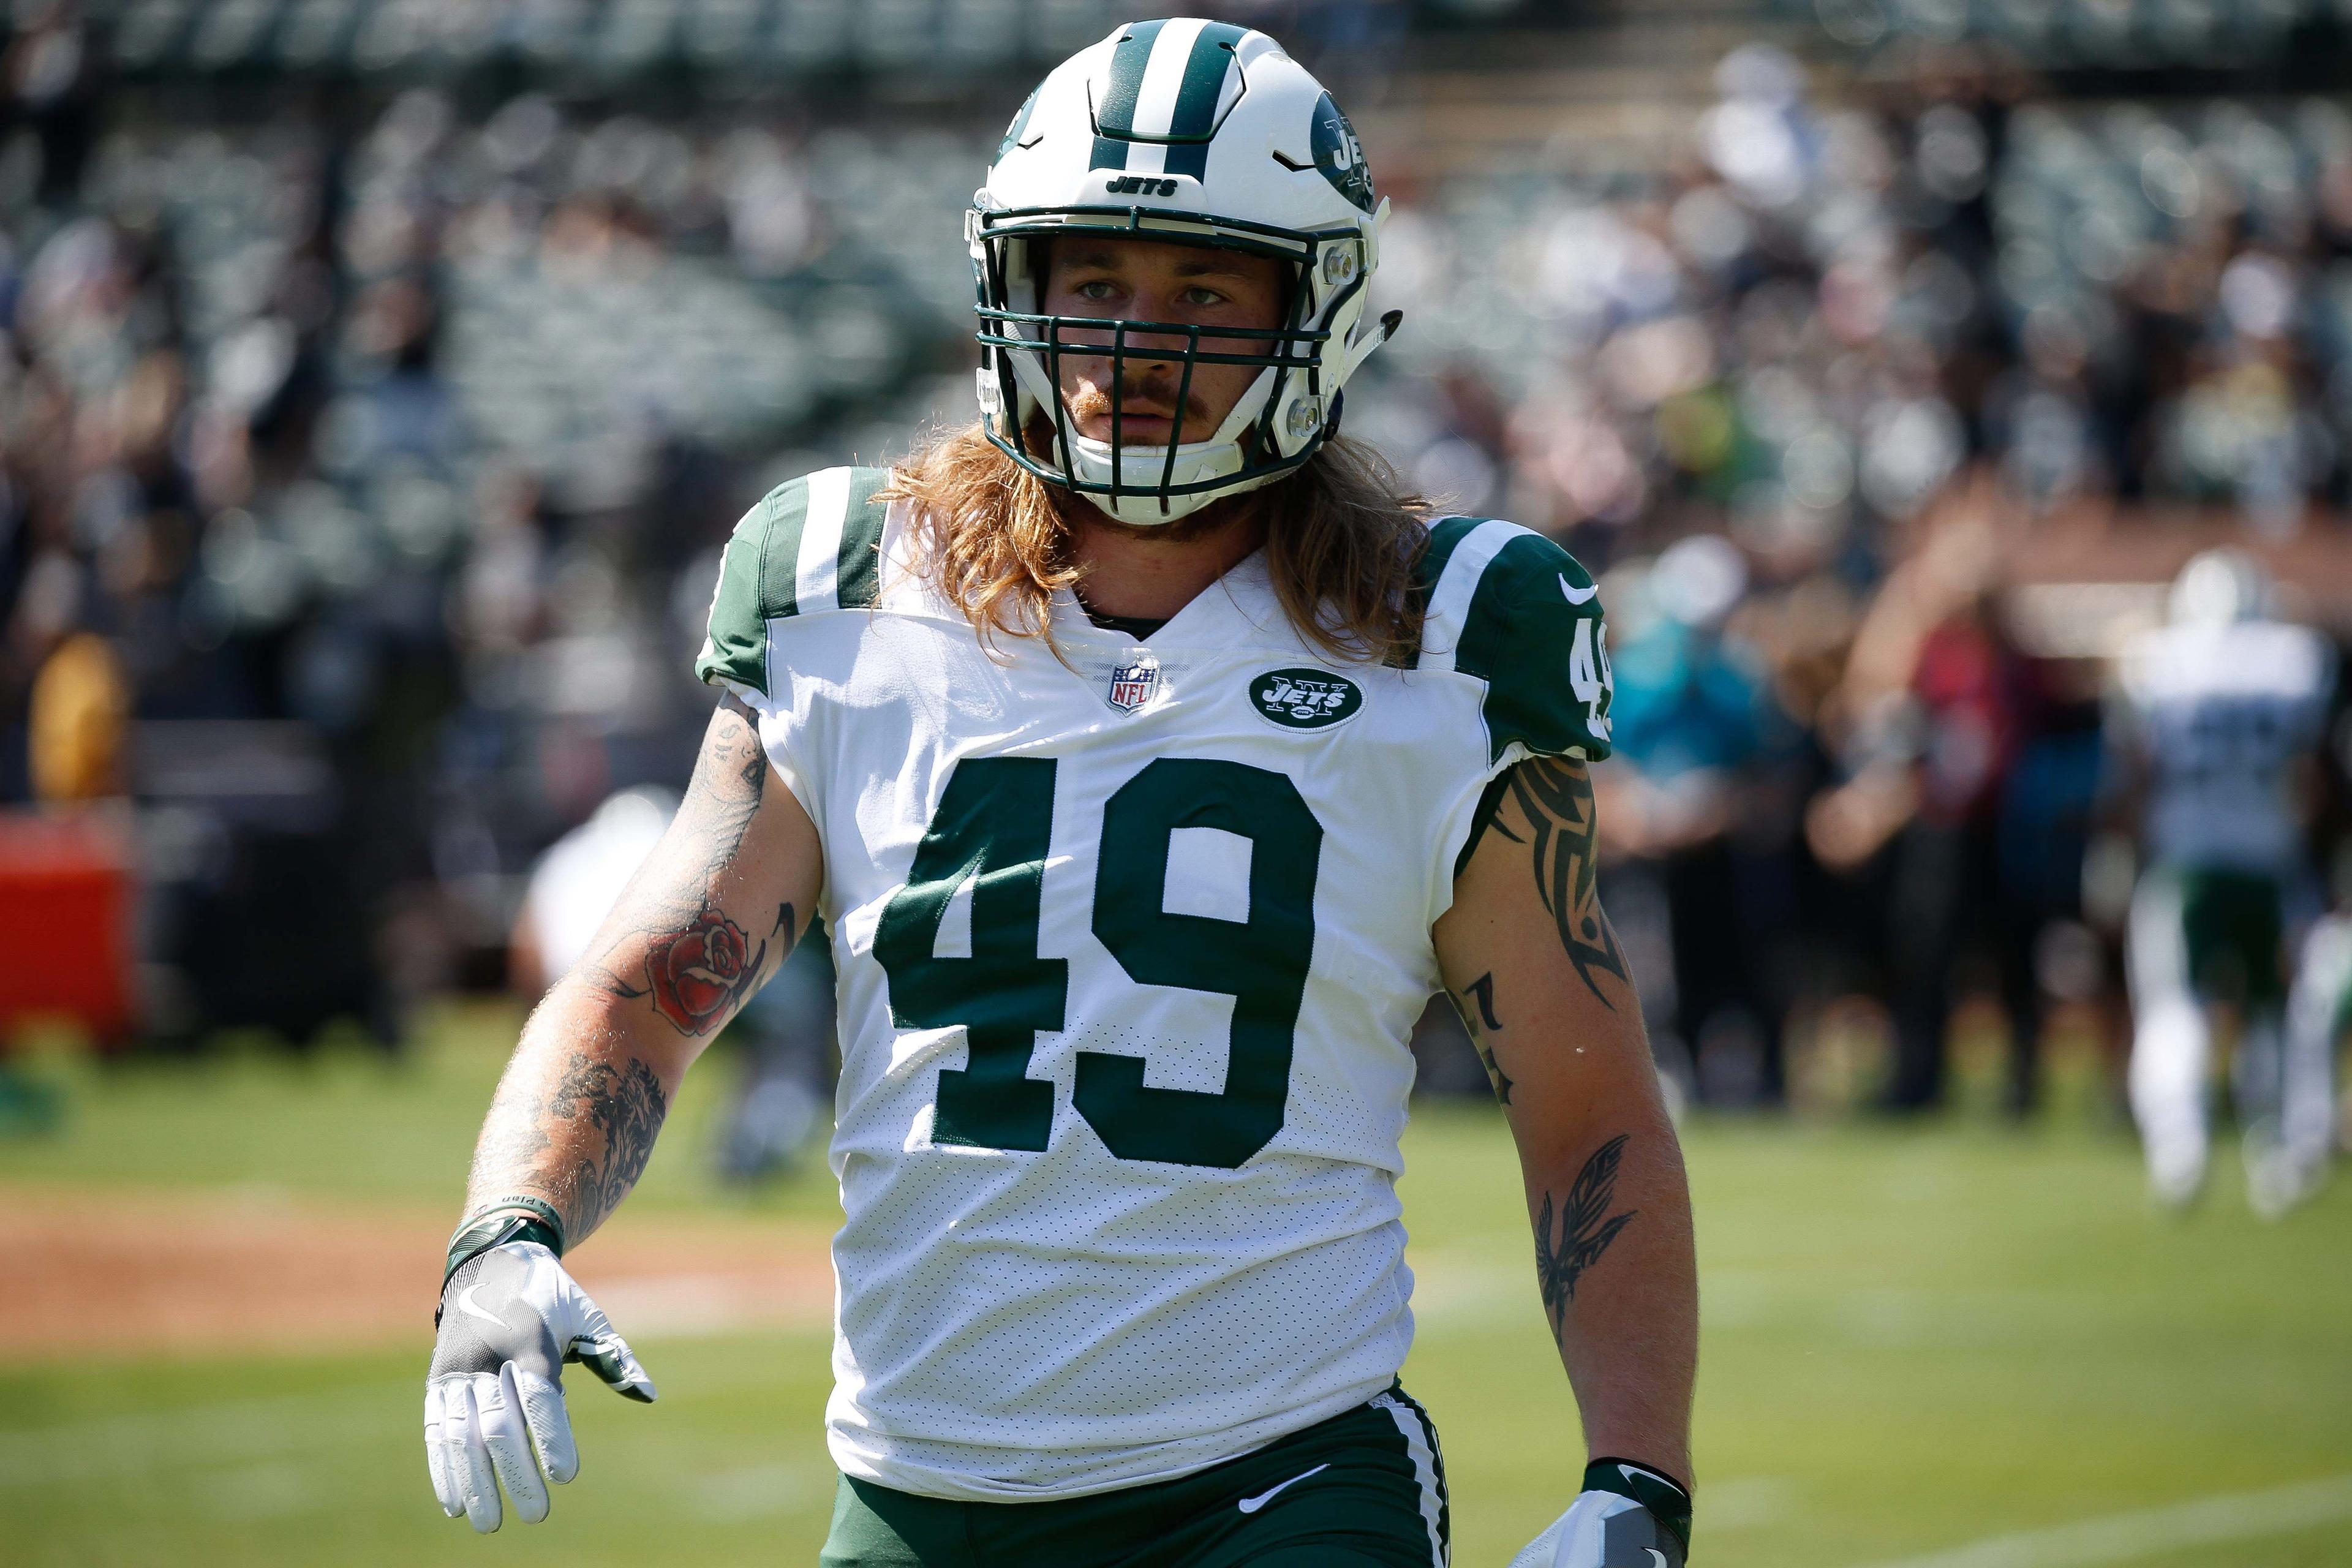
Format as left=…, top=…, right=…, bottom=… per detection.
left=970, top=18, right=1401, bottom=526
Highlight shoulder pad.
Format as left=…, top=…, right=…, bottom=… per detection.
left=1411, top=516, right=1613, bottom=764
left=695, top=467, right=892, bottom=696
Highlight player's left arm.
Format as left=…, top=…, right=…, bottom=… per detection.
left=1434, top=755, right=1698, bottom=1555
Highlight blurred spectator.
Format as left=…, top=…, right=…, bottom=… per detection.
left=1599, top=535, right=1800, bottom=1106
left=28, top=630, right=125, bottom=802
left=1811, top=514, right=2056, bottom=1112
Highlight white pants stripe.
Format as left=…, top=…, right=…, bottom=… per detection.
left=1372, top=1391, right=1448, bottom=1567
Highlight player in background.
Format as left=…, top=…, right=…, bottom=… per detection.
left=424, top=21, right=1698, bottom=1567
left=2112, top=549, right=2335, bottom=1214
left=2279, top=901, right=2350, bottom=1213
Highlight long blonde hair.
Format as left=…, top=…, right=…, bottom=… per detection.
left=881, top=423, right=1433, bottom=665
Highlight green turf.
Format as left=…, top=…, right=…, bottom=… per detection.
left=4, top=1010, right=2350, bottom=1566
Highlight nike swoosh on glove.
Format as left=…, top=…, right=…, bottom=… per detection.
left=1509, top=1460, right=1692, bottom=1568
left=424, top=1241, right=655, bottom=1532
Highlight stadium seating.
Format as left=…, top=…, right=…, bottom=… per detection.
left=77, top=0, right=1128, bottom=77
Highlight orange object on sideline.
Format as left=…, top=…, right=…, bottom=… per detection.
left=0, top=809, right=134, bottom=1046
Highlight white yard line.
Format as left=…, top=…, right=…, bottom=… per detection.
left=1854, top=1473, right=2352, bottom=1568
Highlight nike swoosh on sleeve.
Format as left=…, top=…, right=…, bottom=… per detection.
left=1237, top=1462, right=1332, bottom=1513
left=1559, top=574, right=1599, bottom=605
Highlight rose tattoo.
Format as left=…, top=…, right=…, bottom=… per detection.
left=643, top=910, right=765, bottom=1036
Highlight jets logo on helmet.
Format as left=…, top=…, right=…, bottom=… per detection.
left=970, top=18, right=1403, bottom=526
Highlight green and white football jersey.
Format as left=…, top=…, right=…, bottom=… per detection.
left=2119, top=618, right=2334, bottom=873
left=696, top=467, right=1612, bottom=1501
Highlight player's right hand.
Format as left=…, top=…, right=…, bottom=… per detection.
left=424, top=1241, right=655, bottom=1532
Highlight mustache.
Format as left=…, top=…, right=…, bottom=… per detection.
left=1065, top=377, right=1212, bottom=429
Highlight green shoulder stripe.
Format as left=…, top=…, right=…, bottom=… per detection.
left=835, top=467, right=889, bottom=609
left=693, top=466, right=893, bottom=696
left=1395, top=516, right=1485, bottom=670
left=1416, top=517, right=1611, bottom=764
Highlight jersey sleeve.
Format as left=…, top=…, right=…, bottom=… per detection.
left=695, top=466, right=893, bottom=699
left=1414, top=515, right=1614, bottom=766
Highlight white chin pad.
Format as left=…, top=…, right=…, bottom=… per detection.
left=1071, top=432, right=1238, bottom=484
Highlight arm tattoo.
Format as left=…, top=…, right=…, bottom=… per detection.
left=546, top=1054, right=669, bottom=1238
left=1533, top=1133, right=1638, bottom=1336
left=1457, top=971, right=1513, bottom=1105
left=1490, top=757, right=1629, bottom=1008
left=582, top=696, right=796, bottom=1037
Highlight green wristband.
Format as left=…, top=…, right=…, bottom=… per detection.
left=1584, top=1457, right=1692, bottom=1555
left=442, top=1197, right=566, bottom=1287
left=458, top=1196, right=566, bottom=1254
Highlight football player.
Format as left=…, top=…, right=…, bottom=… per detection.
left=424, top=21, right=1698, bottom=1567
left=2113, top=548, right=2336, bottom=1213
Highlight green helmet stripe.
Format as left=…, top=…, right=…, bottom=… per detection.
left=1161, top=22, right=1246, bottom=180
left=1088, top=18, right=1166, bottom=169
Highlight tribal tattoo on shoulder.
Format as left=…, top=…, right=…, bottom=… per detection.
left=1490, top=757, right=1629, bottom=1008
left=1533, top=1133, right=1639, bottom=1337
left=584, top=696, right=795, bottom=1038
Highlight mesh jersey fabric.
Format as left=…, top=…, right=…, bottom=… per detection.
left=696, top=469, right=1610, bottom=1500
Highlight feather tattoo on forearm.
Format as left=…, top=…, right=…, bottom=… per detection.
left=1534, top=1133, right=1638, bottom=1336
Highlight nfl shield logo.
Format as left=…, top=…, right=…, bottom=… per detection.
left=1107, top=652, right=1160, bottom=714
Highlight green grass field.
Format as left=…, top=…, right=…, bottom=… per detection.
left=4, top=1005, right=2350, bottom=1567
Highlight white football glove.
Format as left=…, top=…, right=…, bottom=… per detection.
left=424, top=1240, right=655, bottom=1532
left=1509, top=1461, right=1691, bottom=1568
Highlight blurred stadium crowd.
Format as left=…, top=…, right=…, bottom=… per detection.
left=5, top=0, right=2352, bottom=1152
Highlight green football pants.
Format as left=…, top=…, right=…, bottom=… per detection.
left=820, top=1385, right=1449, bottom=1567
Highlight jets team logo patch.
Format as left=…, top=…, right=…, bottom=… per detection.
left=1107, top=652, right=1161, bottom=713
left=1250, top=668, right=1363, bottom=731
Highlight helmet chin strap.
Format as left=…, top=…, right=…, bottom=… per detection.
left=1039, top=360, right=1284, bottom=526
left=1076, top=459, right=1284, bottom=526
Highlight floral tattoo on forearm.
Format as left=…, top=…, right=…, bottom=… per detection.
left=469, top=1047, right=673, bottom=1243
left=1534, top=1133, right=1638, bottom=1338
left=547, top=1054, right=668, bottom=1238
